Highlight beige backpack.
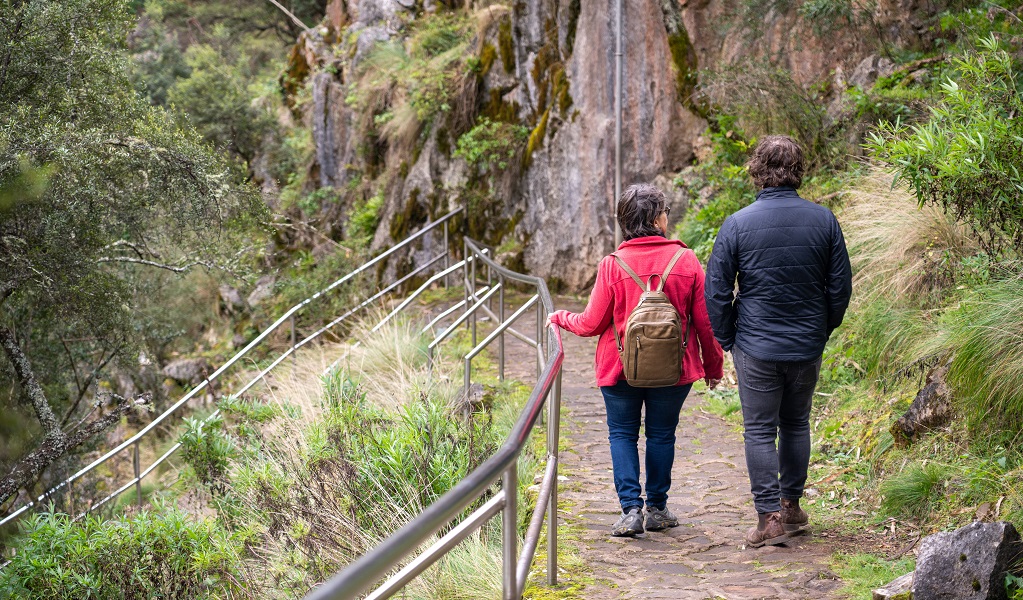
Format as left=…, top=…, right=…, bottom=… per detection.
left=611, top=247, right=691, bottom=387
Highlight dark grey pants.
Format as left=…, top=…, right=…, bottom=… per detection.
left=733, top=346, right=822, bottom=514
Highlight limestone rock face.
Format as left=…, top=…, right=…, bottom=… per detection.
left=520, top=0, right=705, bottom=289
left=913, top=521, right=1021, bottom=600
left=287, top=0, right=942, bottom=290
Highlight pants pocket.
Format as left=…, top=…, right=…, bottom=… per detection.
left=739, top=349, right=781, bottom=393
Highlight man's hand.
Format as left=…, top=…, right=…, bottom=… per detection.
left=706, top=378, right=722, bottom=390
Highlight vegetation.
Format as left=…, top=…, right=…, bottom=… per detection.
left=0, top=508, right=246, bottom=599
left=0, top=0, right=265, bottom=506
left=868, top=35, right=1023, bottom=255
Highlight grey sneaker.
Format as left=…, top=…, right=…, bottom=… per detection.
left=611, top=506, right=645, bottom=537
left=645, top=506, right=679, bottom=531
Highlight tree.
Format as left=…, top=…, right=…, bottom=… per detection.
left=0, top=0, right=266, bottom=508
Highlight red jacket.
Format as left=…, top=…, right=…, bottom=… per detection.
left=550, top=236, right=724, bottom=387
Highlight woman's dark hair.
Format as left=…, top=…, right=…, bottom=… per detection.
left=617, top=184, right=667, bottom=241
left=747, top=135, right=805, bottom=189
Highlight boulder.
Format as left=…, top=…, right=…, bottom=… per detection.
left=912, top=521, right=1021, bottom=600
left=891, top=362, right=953, bottom=448
left=873, top=572, right=913, bottom=600
left=219, top=284, right=247, bottom=314
left=247, top=275, right=277, bottom=307
left=849, top=54, right=896, bottom=89
left=162, top=358, right=212, bottom=386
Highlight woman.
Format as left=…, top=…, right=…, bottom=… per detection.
left=548, top=183, right=724, bottom=537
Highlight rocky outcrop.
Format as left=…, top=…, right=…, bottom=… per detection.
left=874, top=522, right=1023, bottom=600
left=282, top=0, right=945, bottom=290
left=891, top=361, right=953, bottom=447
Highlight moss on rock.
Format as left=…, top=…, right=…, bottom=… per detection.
left=498, top=18, right=515, bottom=74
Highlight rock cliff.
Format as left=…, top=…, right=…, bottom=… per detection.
left=283, top=0, right=937, bottom=290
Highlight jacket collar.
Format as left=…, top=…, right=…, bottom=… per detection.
left=616, top=236, right=688, bottom=252
left=755, top=186, right=799, bottom=201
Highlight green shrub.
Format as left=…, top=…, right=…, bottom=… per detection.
left=455, top=117, right=530, bottom=171
left=0, top=509, right=244, bottom=599
left=674, top=117, right=756, bottom=259
left=867, top=35, right=1023, bottom=255
left=179, top=415, right=235, bottom=494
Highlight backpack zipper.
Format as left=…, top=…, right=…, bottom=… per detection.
left=633, top=337, right=641, bottom=379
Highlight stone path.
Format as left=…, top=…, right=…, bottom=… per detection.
left=502, top=299, right=844, bottom=599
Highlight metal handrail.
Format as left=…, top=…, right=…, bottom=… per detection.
left=0, top=208, right=463, bottom=529
left=306, top=237, right=564, bottom=600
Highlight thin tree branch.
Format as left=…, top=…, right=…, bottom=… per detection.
left=59, top=341, right=123, bottom=429
left=0, top=324, right=65, bottom=441
left=102, top=239, right=150, bottom=259
left=59, top=337, right=84, bottom=402
left=96, top=256, right=201, bottom=273
left=0, top=395, right=148, bottom=505
left=265, top=0, right=310, bottom=32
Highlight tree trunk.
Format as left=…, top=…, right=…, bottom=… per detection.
left=0, top=325, right=65, bottom=441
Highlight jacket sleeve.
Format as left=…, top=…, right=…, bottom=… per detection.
left=549, top=257, right=614, bottom=337
left=690, top=260, right=725, bottom=379
left=704, top=217, right=739, bottom=352
left=826, top=215, right=853, bottom=336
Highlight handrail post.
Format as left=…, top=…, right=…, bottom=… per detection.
left=290, top=314, right=297, bottom=365
left=536, top=308, right=543, bottom=381
left=463, top=240, right=470, bottom=331
left=133, top=441, right=142, bottom=507
left=502, top=463, right=518, bottom=600
left=464, top=356, right=471, bottom=402
left=498, top=275, right=505, bottom=381
left=67, top=480, right=75, bottom=517
left=547, top=368, right=563, bottom=586
left=471, top=247, right=477, bottom=347
left=443, top=218, right=450, bottom=288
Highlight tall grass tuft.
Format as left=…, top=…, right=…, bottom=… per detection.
left=841, top=172, right=978, bottom=308
left=880, top=461, right=951, bottom=517
left=914, top=276, right=1023, bottom=435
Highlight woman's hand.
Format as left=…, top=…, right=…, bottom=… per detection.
left=706, top=378, right=722, bottom=390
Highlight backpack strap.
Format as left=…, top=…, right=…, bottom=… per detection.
left=610, top=253, right=647, bottom=290
left=654, top=248, right=687, bottom=292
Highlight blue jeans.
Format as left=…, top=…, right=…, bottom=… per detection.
left=733, top=346, right=822, bottom=514
left=600, top=380, right=693, bottom=511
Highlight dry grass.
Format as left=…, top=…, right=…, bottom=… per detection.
left=841, top=170, right=979, bottom=306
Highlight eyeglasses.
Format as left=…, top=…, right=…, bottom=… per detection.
left=663, top=206, right=671, bottom=216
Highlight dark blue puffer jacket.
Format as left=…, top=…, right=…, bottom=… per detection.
left=704, top=186, right=852, bottom=362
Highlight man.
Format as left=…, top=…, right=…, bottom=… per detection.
left=704, top=135, right=852, bottom=547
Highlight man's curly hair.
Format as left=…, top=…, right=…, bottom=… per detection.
left=747, top=135, right=805, bottom=189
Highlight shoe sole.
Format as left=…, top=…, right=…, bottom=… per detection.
left=747, top=530, right=798, bottom=548
left=611, top=527, right=644, bottom=537
left=783, top=523, right=810, bottom=535
left=645, top=520, right=678, bottom=531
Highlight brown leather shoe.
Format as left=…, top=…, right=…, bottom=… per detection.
left=780, top=498, right=809, bottom=534
left=745, top=511, right=793, bottom=548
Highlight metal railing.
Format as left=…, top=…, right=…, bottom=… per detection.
left=306, top=237, right=564, bottom=600
left=0, top=208, right=463, bottom=530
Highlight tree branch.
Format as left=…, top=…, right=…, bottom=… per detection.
left=96, top=255, right=201, bottom=273
left=265, top=0, right=310, bottom=32
left=59, top=341, right=122, bottom=429
left=0, top=395, right=147, bottom=506
left=0, top=324, right=65, bottom=441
